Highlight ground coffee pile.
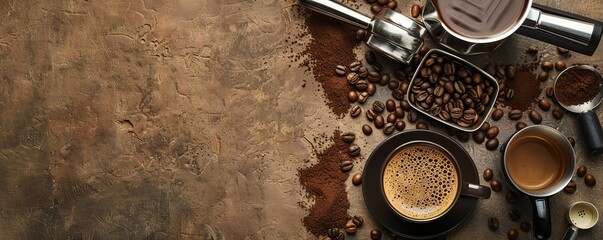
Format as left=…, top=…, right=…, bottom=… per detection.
left=500, top=66, right=541, bottom=111
left=299, top=131, right=351, bottom=236
left=303, top=12, right=359, bottom=116
left=555, top=68, right=600, bottom=106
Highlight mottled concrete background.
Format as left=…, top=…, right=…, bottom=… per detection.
left=0, top=0, right=602, bottom=239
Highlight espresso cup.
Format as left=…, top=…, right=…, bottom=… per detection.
left=382, top=141, right=491, bottom=223
left=502, top=125, right=575, bottom=240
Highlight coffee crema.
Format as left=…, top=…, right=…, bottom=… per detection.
left=506, top=135, right=566, bottom=191
left=383, top=144, right=459, bottom=220
left=435, top=0, right=529, bottom=39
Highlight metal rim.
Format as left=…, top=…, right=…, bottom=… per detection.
left=554, top=65, right=603, bottom=113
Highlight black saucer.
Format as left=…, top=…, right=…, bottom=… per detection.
left=362, top=130, right=480, bottom=239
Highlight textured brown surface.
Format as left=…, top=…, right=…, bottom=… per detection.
left=1, top=0, right=603, bottom=239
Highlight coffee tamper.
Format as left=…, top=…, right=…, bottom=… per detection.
left=299, top=0, right=427, bottom=64
left=562, top=201, right=599, bottom=240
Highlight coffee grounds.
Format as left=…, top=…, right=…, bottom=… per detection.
left=555, top=68, right=600, bottom=106
left=303, top=12, right=359, bottom=116
left=500, top=65, right=541, bottom=111
left=299, top=130, right=351, bottom=236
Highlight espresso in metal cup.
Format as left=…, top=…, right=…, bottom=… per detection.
left=383, top=141, right=490, bottom=222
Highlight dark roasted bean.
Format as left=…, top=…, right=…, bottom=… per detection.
left=553, top=106, right=564, bottom=119
left=365, top=51, right=377, bottom=64
left=408, top=110, right=418, bottom=122
left=508, top=229, right=519, bottom=240
left=335, top=65, right=347, bottom=75
left=349, top=61, right=361, bottom=72
left=341, top=160, right=354, bottom=172
left=345, top=220, right=357, bottom=234
left=416, top=122, right=428, bottom=130
left=527, top=46, right=538, bottom=54
left=327, top=228, right=341, bottom=238
left=486, top=138, right=499, bottom=151
left=410, top=4, right=421, bottom=18
left=505, top=65, right=516, bottom=79
left=490, top=179, right=502, bottom=191
left=342, top=132, right=356, bottom=143
left=515, top=121, right=527, bottom=130
left=348, top=91, right=359, bottom=102
left=367, top=83, right=376, bottom=96
left=577, top=165, right=587, bottom=177
left=564, top=180, right=577, bottom=193
left=488, top=217, right=500, bottom=231
left=370, top=229, right=382, bottom=240
left=541, top=61, right=553, bottom=70
left=347, top=72, right=360, bottom=85
left=358, top=92, right=369, bottom=104
left=555, top=61, right=567, bottom=71
left=352, top=173, right=362, bottom=186
left=585, top=174, right=596, bottom=186
left=352, top=215, right=364, bottom=227
left=348, top=144, right=361, bottom=157
left=491, top=108, right=503, bottom=121
left=368, top=71, right=381, bottom=83
left=392, top=89, right=405, bottom=100
left=395, top=120, right=405, bottom=131
left=374, top=115, right=385, bottom=129
left=529, top=110, right=542, bottom=124
left=400, top=100, right=411, bottom=111
left=362, top=124, right=373, bottom=135
left=509, top=109, right=523, bottom=120
left=546, top=87, right=554, bottom=98
left=387, top=113, right=397, bottom=124
left=483, top=168, right=493, bottom=181
left=366, top=109, right=376, bottom=121
left=356, top=29, right=367, bottom=41
left=373, top=101, right=385, bottom=113
left=383, top=122, right=395, bottom=135
left=474, top=130, right=486, bottom=144
left=371, top=4, right=382, bottom=14
left=350, top=105, right=362, bottom=118
left=538, top=99, right=551, bottom=111
left=485, top=126, right=499, bottom=139
left=538, top=71, right=549, bottom=81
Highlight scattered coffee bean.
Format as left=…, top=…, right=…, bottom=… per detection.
left=506, top=191, right=517, bottom=204
left=557, top=47, right=569, bottom=55
left=385, top=99, right=396, bottom=112
left=538, top=71, right=549, bottom=82
left=490, top=179, right=503, bottom=191
left=486, top=138, right=499, bottom=151
left=479, top=122, right=490, bottom=132
left=383, top=123, right=395, bottom=135
left=473, top=130, right=485, bottom=144
left=485, top=126, right=499, bottom=139
left=342, top=132, right=356, bottom=143
left=335, top=65, right=347, bottom=76
left=348, top=91, right=359, bottom=102
left=505, top=65, right=516, bottom=79
left=491, top=109, right=503, bottom=121
left=564, top=180, right=576, bottom=193
left=352, top=173, right=362, bottom=186
left=377, top=0, right=388, bottom=5
left=577, top=165, right=587, bottom=177
left=509, top=209, right=521, bottom=221
left=527, top=46, right=538, bottom=54
left=373, top=62, right=382, bottom=72
left=367, top=83, right=376, bottom=95
left=520, top=222, right=531, bottom=233
left=355, top=80, right=368, bottom=91
left=388, top=80, right=399, bottom=90
left=508, top=109, right=523, bottom=120
left=394, top=107, right=405, bottom=119
left=345, top=220, right=357, bottom=234
left=358, top=92, right=369, bottom=104
left=395, top=120, right=405, bottom=131
left=385, top=0, right=397, bottom=9
left=457, top=132, right=470, bottom=142
left=488, top=217, right=500, bottom=231
left=349, top=61, right=361, bottom=72
left=347, top=72, right=360, bottom=85
left=541, top=61, right=553, bottom=70
left=373, top=101, right=385, bottom=113
left=387, top=113, right=397, bottom=124
left=327, top=228, right=341, bottom=238
left=374, top=115, right=385, bottom=129
left=515, top=122, right=527, bottom=130
left=392, top=89, right=405, bottom=100
left=368, top=71, right=381, bottom=83
left=362, top=124, right=373, bottom=135
left=505, top=89, right=515, bottom=100
left=507, top=228, right=519, bottom=240
left=350, top=105, right=362, bottom=118
left=400, top=100, right=411, bottom=111
left=365, top=51, right=377, bottom=64
left=371, top=4, right=382, bottom=14
left=398, top=81, right=408, bottom=92
left=348, top=144, right=360, bottom=157
left=370, top=229, right=382, bottom=240
left=379, top=73, right=390, bottom=85
left=358, top=67, right=368, bottom=78
left=538, top=99, right=551, bottom=111
left=568, top=137, right=576, bottom=147
left=529, top=110, right=542, bottom=124
left=555, top=61, right=567, bottom=71
left=552, top=106, right=564, bottom=119
left=366, top=109, right=376, bottom=121
left=546, top=87, right=554, bottom=98
left=408, top=110, right=418, bottom=122
left=585, top=174, right=596, bottom=186
left=411, top=4, right=421, bottom=18
left=341, top=160, right=353, bottom=172
left=416, top=122, right=428, bottom=130
left=483, top=168, right=493, bottom=181
left=352, top=215, right=364, bottom=227
left=355, top=29, right=367, bottom=42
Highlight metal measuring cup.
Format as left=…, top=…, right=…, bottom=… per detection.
left=562, top=201, right=599, bottom=240
left=554, top=65, right=603, bottom=154
left=298, top=0, right=427, bottom=64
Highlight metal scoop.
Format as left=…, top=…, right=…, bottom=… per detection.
left=299, top=0, right=426, bottom=64
left=554, top=65, right=603, bottom=154
left=562, top=201, right=599, bottom=240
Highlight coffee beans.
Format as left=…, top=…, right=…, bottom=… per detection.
left=577, top=165, right=587, bottom=177
left=520, top=222, right=531, bottom=233
left=485, top=126, right=499, bottom=139
left=374, top=115, right=385, bottom=129
left=392, top=89, right=405, bottom=100
left=529, top=110, right=542, bottom=124
left=394, top=107, right=404, bottom=118
left=385, top=99, right=396, bottom=112
left=366, top=109, right=376, bottom=121
left=541, top=61, right=554, bottom=70
left=395, top=120, right=405, bottom=131
left=509, top=209, right=521, bottom=221
left=538, top=71, right=549, bottom=81
left=557, top=47, right=569, bottom=55
left=341, top=160, right=353, bottom=172
left=585, top=174, right=596, bottom=186
left=355, top=80, right=368, bottom=91
left=473, top=130, right=485, bottom=144
left=356, top=29, right=367, bottom=41
left=490, top=179, right=502, bottom=191
left=352, top=215, right=364, bottom=227
left=386, top=113, right=396, bottom=124
left=416, top=122, right=428, bottom=130
left=387, top=80, right=399, bottom=90
left=491, top=108, right=503, bottom=121
left=488, top=217, right=500, bottom=231
left=506, top=192, right=517, bottom=204
left=508, top=109, right=523, bottom=120
left=505, top=89, right=514, bottom=100
left=564, top=180, right=576, bottom=193
left=555, top=61, right=567, bottom=71
left=546, top=87, right=554, bottom=98
left=358, top=92, right=369, bottom=104
left=373, top=101, right=385, bottom=113
left=350, top=106, right=362, bottom=118
left=370, top=229, right=382, bottom=240
left=377, top=0, right=388, bottom=5
left=347, top=72, right=360, bottom=85
left=362, top=124, right=373, bottom=135
left=409, top=52, right=493, bottom=128
left=483, top=168, right=493, bottom=181
left=345, top=220, right=357, bottom=234
left=335, top=65, right=347, bottom=76
left=371, top=4, right=382, bottom=14
left=342, top=132, right=355, bottom=143
left=348, top=91, right=359, bottom=102
left=383, top=123, right=395, bottom=135
left=367, top=83, right=376, bottom=95
left=486, top=138, right=499, bottom=150
left=348, top=144, right=360, bottom=157
left=352, top=173, right=362, bottom=186
left=400, top=100, right=411, bottom=111
left=538, top=99, right=551, bottom=111
left=505, top=65, right=516, bottom=79
left=527, top=46, right=538, bottom=54
left=407, top=110, right=418, bottom=122
left=507, top=228, right=519, bottom=240
left=552, top=106, right=564, bottom=119
left=327, top=228, right=341, bottom=238
left=411, top=4, right=421, bottom=18
left=515, top=121, right=527, bottom=130
left=365, top=51, right=376, bottom=64
left=368, top=71, right=380, bottom=83
left=385, top=0, right=397, bottom=10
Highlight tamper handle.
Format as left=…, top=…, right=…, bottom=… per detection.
left=298, top=0, right=371, bottom=29
left=578, top=110, right=603, bottom=154
left=562, top=226, right=579, bottom=240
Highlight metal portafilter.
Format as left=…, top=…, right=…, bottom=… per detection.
left=298, top=0, right=427, bottom=64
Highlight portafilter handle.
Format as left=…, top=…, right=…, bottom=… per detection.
left=298, top=0, right=427, bottom=64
